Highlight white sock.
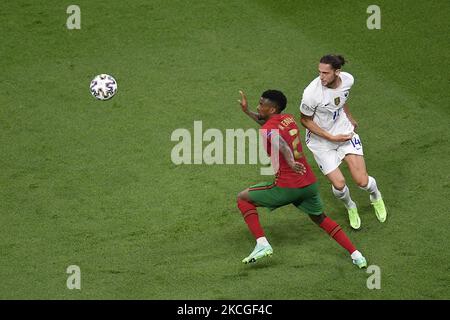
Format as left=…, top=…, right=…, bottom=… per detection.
left=332, top=185, right=356, bottom=209
left=256, top=237, right=269, bottom=246
left=360, top=176, right=382, bottom=202
left=351, top=250, right=362, bottom=260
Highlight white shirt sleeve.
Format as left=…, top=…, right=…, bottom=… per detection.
left=299, top=89, right=316, bottom=116
left=349, top=73, right=355, bottom=86
left=343, top=72, right=355, bottom=87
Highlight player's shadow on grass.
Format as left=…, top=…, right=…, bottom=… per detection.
left=240, top=259, right=281, bottom=271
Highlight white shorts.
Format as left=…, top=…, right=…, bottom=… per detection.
left=308, top=134, right=364, bottom=175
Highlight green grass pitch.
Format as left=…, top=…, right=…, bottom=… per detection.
left=1, top=0, right=449, bottom=299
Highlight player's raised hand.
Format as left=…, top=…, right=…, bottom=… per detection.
left=238, top=90, right=249, bottom=113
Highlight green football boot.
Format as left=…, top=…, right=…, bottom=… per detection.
left=347, top=207, right=361, bottom=230
left=352, top=256, right=368, bottom=269
left=242, top=243, right=273, bottom=264
left=371, top=197, right=387, bottom=222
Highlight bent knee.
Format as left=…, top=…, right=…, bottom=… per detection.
left=237, top=190, right=249, bottom=201
left=309, top=213, right=326, bottom=225
left=354, top=175, right=369, bottom=188
left=332, top=180, right=346, bottom=191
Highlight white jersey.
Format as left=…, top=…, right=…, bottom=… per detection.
left=300, top=72, right=355, bottom=151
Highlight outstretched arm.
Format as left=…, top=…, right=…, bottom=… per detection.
left=238, top=90, right=266, bottom=126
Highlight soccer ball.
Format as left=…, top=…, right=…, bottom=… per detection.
left=90, top=74, right=118, bottom=100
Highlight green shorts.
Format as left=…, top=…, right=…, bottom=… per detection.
left=248, top=181, right=324, bottom=215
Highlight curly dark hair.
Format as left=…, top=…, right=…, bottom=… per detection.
left=320, top=54, right=346, bottom=70
left=261, top=90, right=287, bottom=113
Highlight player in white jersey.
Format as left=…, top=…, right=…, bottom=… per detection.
left=299, top=54, right=387, bottom=229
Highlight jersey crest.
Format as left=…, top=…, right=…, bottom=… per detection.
left=334, top=96, right=340, bottom=106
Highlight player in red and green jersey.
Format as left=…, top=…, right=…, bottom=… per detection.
left=237, top=89, right=367, bottom=268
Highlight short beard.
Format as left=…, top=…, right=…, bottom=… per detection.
left=326, top=75, right=339, bottom=88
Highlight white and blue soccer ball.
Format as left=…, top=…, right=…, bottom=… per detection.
left=90, top=74, right=118, bottom=100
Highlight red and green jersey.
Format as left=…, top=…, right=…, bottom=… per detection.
left=261, top=113, right=317, bottom=188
